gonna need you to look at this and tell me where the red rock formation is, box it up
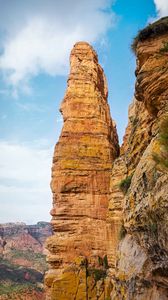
[45,42,119,299]
[0,222,52,275]
[0,222,52,300]
[111,17,168,299]
[0,289,45,300]
[45,18,168,300]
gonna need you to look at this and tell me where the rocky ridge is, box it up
[45,17,168,300]
[111,17,168,299]
[0,221,52,270]
[0,222,52,300]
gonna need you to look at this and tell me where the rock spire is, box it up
[45,42,119,299]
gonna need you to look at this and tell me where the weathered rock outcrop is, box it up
[45,42,119,299]
[111,17,168,299]
[45,17,168,300]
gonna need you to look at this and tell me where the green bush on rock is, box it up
[153,116,168,171]
[119,223,127,240]
[119,175,133,195]
[131,17,168,53]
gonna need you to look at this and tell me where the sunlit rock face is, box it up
[135,35,168,117]
[111,18,168,299]
[45,41,119,299]
[45,17,168,300]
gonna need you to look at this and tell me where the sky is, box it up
[0,0,168,224]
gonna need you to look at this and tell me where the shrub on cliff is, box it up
[159,40,168,53]
[153,116,168,171]
[97,255,108,269]
[119,223,127,240]
[131,16,168,53]
[89,268,107,282]
[119,175,133,195]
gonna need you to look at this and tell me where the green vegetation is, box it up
[153,116,168,171]
[159,40,168,53]
[0,256,15,267]
[10,249,45,260]
[129,116,139,127]
[0,283,43,296]
[0,241,47,297]
[145,210,158,236]
[0,283,28,295]
[103,255,108,269]
[88,268,107,282]
[119,175,133,195]
[0,257,44,297]
[148,222,158,234]
[141,279,152,288]
[0,257,43,283]
[132,117,139,127]
[98,256,103,266]
[98,255,108,269]
[131,16,168,53]
[119,223,127,240]
[79,257,88,268]
[9,249,47,272]
[37,221,49,227]
[87,255,109,283]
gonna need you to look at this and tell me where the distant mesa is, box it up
[0,221,52,299]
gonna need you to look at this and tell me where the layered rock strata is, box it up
[0,222,52,300]
[111,17,168,299]
[0,222,52,270]
[45,42,119,299]
[45,17,168,300]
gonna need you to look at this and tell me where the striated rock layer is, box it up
[0,222,52,271]
[111,17,168,299]
[0,222,52,300]
[45,17,168,300]
[45,42,119,299]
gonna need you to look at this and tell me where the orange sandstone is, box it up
[45,42,119,299]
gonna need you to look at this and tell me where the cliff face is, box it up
[45,42,119,299]
[111,18,168,299]
[45,17,168,300]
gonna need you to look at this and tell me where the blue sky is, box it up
[0,0,167,224]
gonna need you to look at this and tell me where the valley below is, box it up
[0,222,52,300]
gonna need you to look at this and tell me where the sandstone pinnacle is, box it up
[45,41,119,299]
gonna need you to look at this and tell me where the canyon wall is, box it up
[45,17,168,300]
[111,17,168,299]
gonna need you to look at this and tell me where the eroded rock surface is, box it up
[45,42,119,299]
[45,17,168,300]
[111,18,168,299]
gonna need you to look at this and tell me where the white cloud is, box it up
[0,185,51,224]
[0,0,116,95]
[0,140,53,223]
[154,0,168,17]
